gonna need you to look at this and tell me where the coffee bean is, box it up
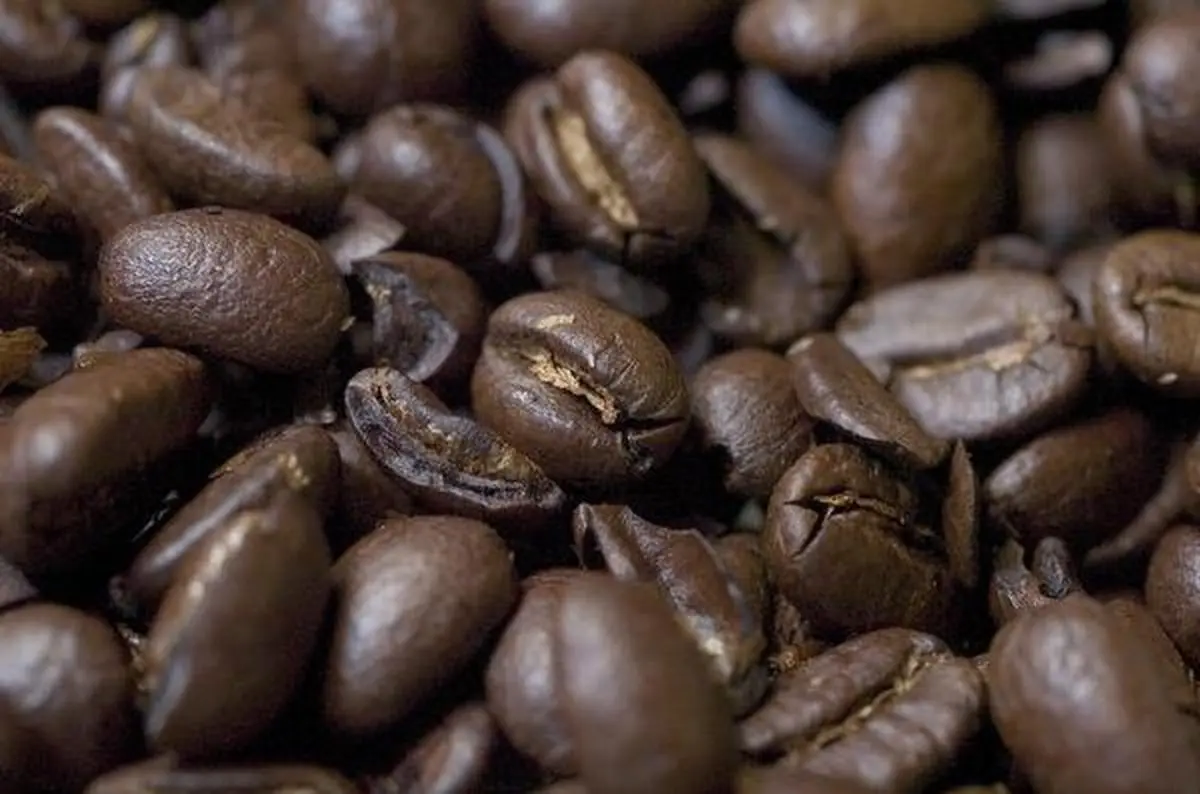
[1056,242,1112,326]
[1119,12,1200,171]
[789,333,949,472]
[100,207,350,374]
[320,195,407,276]
[988,537,1081,626]
[126,423,339,612]
[33,106,173,242]
[740,628,985,793]
[361,702,495,794]
[735,0,988,79]
[126,67,343,229]
[327,419,412,543]
[694,134,853,348]
[0,603,138,792]
[99,12,192,123]
[764,444,959,639]
[0,554,35,612]
[345,368,566,530]
[86,759,360,794]
[735,70,839,193]
[350,252,487,390]
[0,243,82,339]
[505,51,709,268]
[322,516,517,736]
[0,327,43,393]
[0,152,79,247]
[1094,230,1200,396]
[0,0,97,88]
[837,270,1094,442]
[738,766,876,794]
[832,65,1003,289]
[691,348,813,500]
[62,0,149,28]
[1003,30,1114,94]
[1099,590,1197,709]
[530,249,671,324]
[988,596,1200,794]
[573,503,769,716]
[472,290,689,490]
[289,0,477,116]
[1146,525,1200,669]
[0,348,211,576]
[143,492,331,758]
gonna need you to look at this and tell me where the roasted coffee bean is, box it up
[350,252,487,390]
[62,0,148,28]
[0,348,211,576]
[327,420,412,542]
[1146,524,1200,669]
[789,333,949,472]
[530,249,670,324]
[988,537,1081,626]
[832,65,1003,289]
[1118,13,1200,171]
[289,0,477,116]
[1003,30,1114,94]
[0,242,82,338]
[505,51,709,268]
[99,12,191,122]
[352,105,537,267]
[968,235,1056,273]
[735,70,839,193]
[0,603,138,792]
[320,195,407,276]
[1099,590,1198,709]
[346,368,565,530]
[143,492,330,758]
[126,423,339,612]
[100,207,350,374]
[988,596,1200,794]
[0,327,43,393]
[1094,230,1200,396]
[87,759,360,794]
[984,408,1165,554]
[694,134,853,348]
[472,290,689,490]
[741,628,986,793]
[691,348,813,500]
[1056,242,1112,326]
[322,516,517,736]
[837,270,1094,442]
[573,504,769,716]
[0,0,97,88]
[0,152,78,247]
[126,67,344,230]
[33,107,172,242]
[764,444,958,639]
[485,0,730,67]
[735,0,988,79]
[361,702,495,794]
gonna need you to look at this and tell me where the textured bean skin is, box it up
[100,208,350,374]
[1146,525,1200,669]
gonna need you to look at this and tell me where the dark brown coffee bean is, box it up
[1017,114,1115,252]
[832,65,1002,289]
[346,368,565,530]
[764,444,958,639]
[472,290,689,490]
[353,105,537,267]
[322,516,517,736]
[1099,590,1198,711]
[738,766,876,794]
[530,249,671,324]
[837,270,1094,442]
[691,348,813,500]
[144,492,331,758]
[350,252,486,390]
[485,0,730,67]
[289,0,477,116]
[62,0,148,28]
[0,0,96,88]
[554,576,738,794]
[942,440,982,590]
[0,242,82,338]
[505,52,709,268]
[741,628,985,793]
[789,333,949,472]
[1056,241,1112,326]
[362,702,495,794]
[1146,525,1200,669]
[735,0,988,79]
[735,70,838,194]
[988,596,1200,794]
[0,152,78,246]
[0,603,137,792]
[0,554,34,612]
[1094,230,1200,396]
[126,67,344,230]
[694,134,853,348]
[0,348,211,576]
[33,106,173,242]
[188,0,289,79]
[988,538,1081,626]
[87,759,359,794]
[99,12,192,123]
[127,423,339,612]
[100,207,350,374]
[1003,30,1113,94]
[1119,13,1200,171]
[715,532,771,636]
[320,195,407,276]
[573,504,768,716]
[328,420,412,543]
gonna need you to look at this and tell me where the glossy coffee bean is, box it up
[505,51,709,268]
[988,596,1200,794]
[98,12,192,123]
[988,538,1081,626]
[327,420,412,542]
[691,348,813,500]
[144,493,331,758]
[0,242,82,339]
[100,208,350,374]
[832,65,1003,289]
[0,348,211,576]
[0,0,97,88]
[1146,525,1200,669]
[345,368,565,530]
[1119,12,1200,171]
[472,290,689,490]
[735,70,839,193]
[362,702,496,794]
[1097,70,1184,222]
[126,67,344,230]
[837,270,1094,442]
[322,516,517,736]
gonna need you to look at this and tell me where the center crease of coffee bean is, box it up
[521,347,621,424]
[551,109,639,229]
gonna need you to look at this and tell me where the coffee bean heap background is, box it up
[1,0,1200,792]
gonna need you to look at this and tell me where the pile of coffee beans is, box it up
[3,0,1200,792]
